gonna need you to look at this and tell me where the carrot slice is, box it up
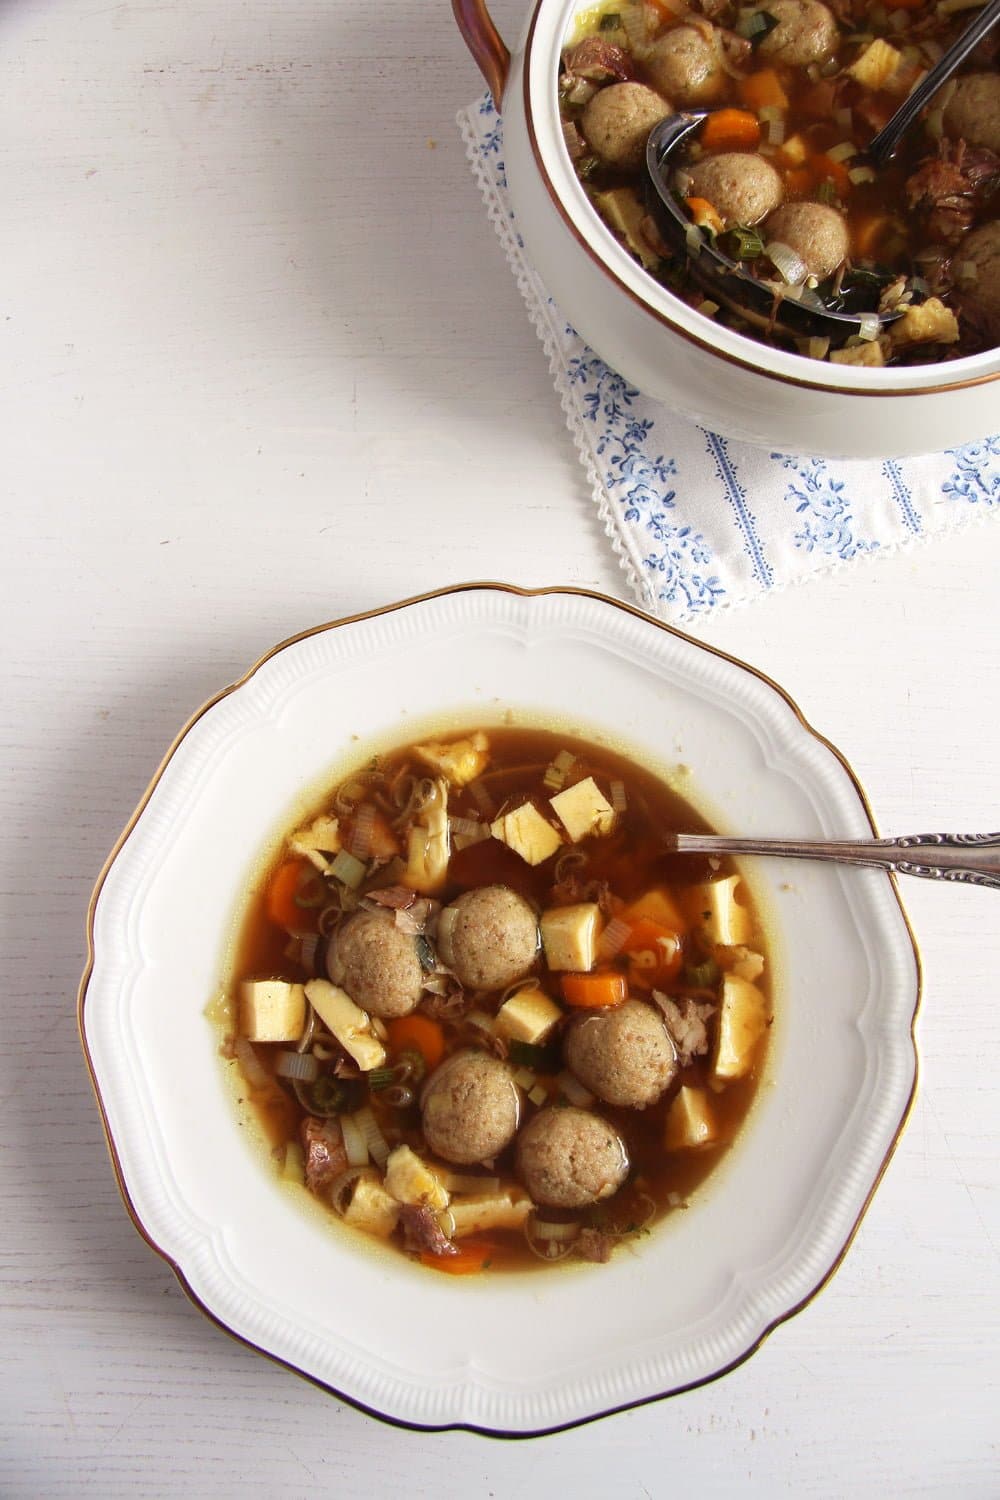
[782,166,814,197]
[621,918,684,989]
[813,153,852,195]
[622,918,683,963]
[421,1240,497,1275]
[620,887,687,934]
[386,1014,446,1071]
[561,971,628,1009]
[685,196,725,236]
[738,69,789,114]
[265,858,318,933]
[700,108,761,153]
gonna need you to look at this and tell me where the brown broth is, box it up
[225,726,773,1275]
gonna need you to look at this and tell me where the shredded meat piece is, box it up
[800,78,841,120]
[548,875,615,913]
[654,995,715,1067]
[853,95,894,136]
[391,898,434,935]
[562,118,587,162]
[576,1228,616,1263]
[640,213,673,259]
[718,29,752,73]
[455,1014,509,1060]
[331,1053,361,1079]
[905,139,1000,245]
[398,1203,458,1257]
[564,37,633,82]
[365,885,416,911]
[419,984,468,1022]
[301,1117,348,1195]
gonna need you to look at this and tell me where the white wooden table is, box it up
[2,1,998,1493]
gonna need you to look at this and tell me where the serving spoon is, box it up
[644,0,1000,343]
[663,830,1000,889]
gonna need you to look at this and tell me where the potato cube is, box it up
[495,985,563,1045]
[403,777,450,893]
[413,732,490,787]
[693,874,753,947]
[239,979,306,1043]
[384,1146,450,1210]
[540,903,602,972]
[404,823,450,893]
[304,979,386,1071]
[713,975,769,1081]
[342,1173,400,1238]
[664,1086,718,1151]
[830,340,886,369]
[847,38,901,91]
[890,298,959,348]
[446,1187,533,1239]
[779,133,808,166]
[549,776,615,842]
[593,187,661,270]
[490,802,563,865]
[289,814,341,872]
[729,946,765,982]
[620,886,687,934]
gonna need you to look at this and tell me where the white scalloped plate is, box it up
[80,584,919,1435]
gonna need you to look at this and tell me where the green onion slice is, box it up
[329,849,366,890]
[723,225,765,261]
[366,1067,397,1092]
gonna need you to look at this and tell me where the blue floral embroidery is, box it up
[462,92,1000,618]
[942,436,1000,506]
[772,454,879,558]
[641,535,726,614]
[706,433,772,586]
[882,459,921,533]
[477,97,507,187]
[566,354,722,611]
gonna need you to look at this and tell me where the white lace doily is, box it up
[460,95,1000,622]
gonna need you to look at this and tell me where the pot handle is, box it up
[452,0,511,106]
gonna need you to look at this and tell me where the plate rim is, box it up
[77,580,922,1437]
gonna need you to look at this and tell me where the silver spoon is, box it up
[644,0,1000,344]
[662,831,1000,889]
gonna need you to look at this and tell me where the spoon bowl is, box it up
[644,112,897,346]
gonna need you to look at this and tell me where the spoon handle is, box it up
[665,832,1000,889]
[868,0,1000,165]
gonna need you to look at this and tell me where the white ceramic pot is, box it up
[453,0,1000,458]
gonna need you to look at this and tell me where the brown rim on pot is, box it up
[453,0,999,400]
[77,581,922,1436]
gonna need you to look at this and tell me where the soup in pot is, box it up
[560,0,1000,364]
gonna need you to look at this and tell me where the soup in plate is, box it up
[221,726,772,1275]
